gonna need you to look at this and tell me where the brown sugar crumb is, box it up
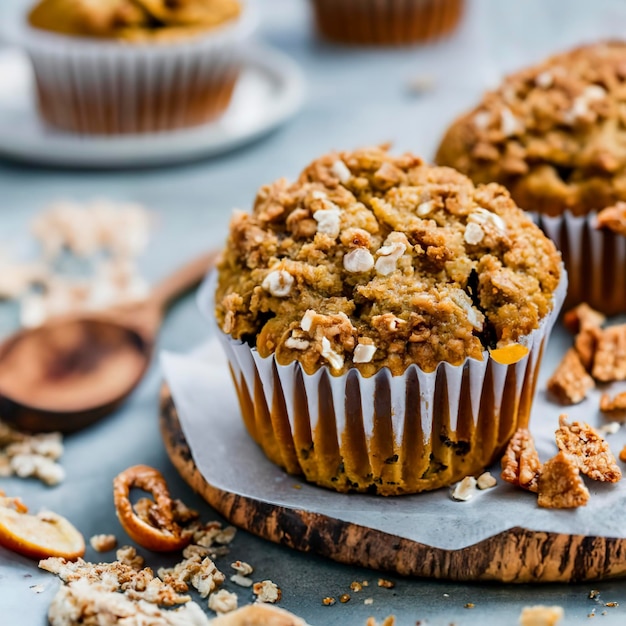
[519,605,564,626]
[339,594,351,603]
[600,391,626,413]
[596,202,626,236]
[605,601,619,607]
[501,428,542,492]
[547,348,595,404]
[350,581,363,592]
[252,580,281,604]
[377,578,395,589]
[89,534,117,553]
[538,451,590,509]
[563,304,606,335]
[592,325,626,382]
[555,415,621,482]
[322,597,336,606]
[464,603,475,608]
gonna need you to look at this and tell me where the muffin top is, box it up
[28,0,241,42]
[436,42,626,217]
[215,148,562,376]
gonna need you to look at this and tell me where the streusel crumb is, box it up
[555,415,621,482]
[89,534,117,553]
[547,348,595,404]
[537,451,590,509]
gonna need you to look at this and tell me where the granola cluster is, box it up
[216,147,562,376]
[501,415,621,509]
[0,419,64,486]
[28,0,241,42]
[436,42,626,220]
[548,303,626,407]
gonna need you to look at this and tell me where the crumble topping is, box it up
[596,202,626,236]
[547,348,595,404]
[436,42,626,218]
[216,147,561,376]
[252,580,281,604]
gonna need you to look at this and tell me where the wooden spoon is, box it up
[0,250,218,433]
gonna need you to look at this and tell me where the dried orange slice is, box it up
[113,464,192,552]
[0,499,84,561]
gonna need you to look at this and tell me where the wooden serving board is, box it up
[160,384,626,584]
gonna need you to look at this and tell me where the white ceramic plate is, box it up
[0,44,305,168]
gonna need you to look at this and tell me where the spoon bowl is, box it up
[0,250,217,432]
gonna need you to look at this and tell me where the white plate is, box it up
[0,44,305,168]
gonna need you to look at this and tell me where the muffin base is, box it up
[310,0,464,46]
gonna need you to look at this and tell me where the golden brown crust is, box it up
[500,428,542,493]
[436,42,626,217]
[215,147,562,376]
[28,0,241,42]
[555,415,622,483]
[537,451,590,509]
[546,348,595,404]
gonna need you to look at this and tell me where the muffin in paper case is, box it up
[310,0,464,46]
[6,2,256,135]
[205,269,566,496]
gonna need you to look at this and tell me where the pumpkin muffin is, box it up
[436,41,626,313]
[310,0,464,46]
[212,147,566,495]
[16,0,254,134]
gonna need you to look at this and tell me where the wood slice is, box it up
[160,384,626,584]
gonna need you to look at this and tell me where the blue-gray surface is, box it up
[2,0,626,624]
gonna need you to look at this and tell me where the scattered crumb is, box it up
[501,428,542,492]
[537,451,590,509]
[230,574,253,588]
[89,534,117,553]
[208,589,238,615]
[465,603,475,608]
[339,594,351,603]
[366,617,395,626]
[592,324,626,382]
[230,561,253,576]
[600,391,626,413]
[350,581,363,592]
[476,471,497,490]
[547,348,595,404]
[589,590,600,600]
[555,415,621,482]
[563,304,605,334]
[518,605,564,626]
[377,579,395,589]
[605,601,619,607]
[252,580,281,604]
[451,476,477,501]
[322,597,336,606]
[598,421,621,435]
[364,598,374,605]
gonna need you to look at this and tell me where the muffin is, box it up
[310,0,464,46]
[436,41,626,314]
[12,0,255,134]
[211,147,566,495]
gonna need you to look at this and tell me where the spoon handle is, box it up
[150,250,220,312]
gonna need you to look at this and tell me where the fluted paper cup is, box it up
[310,0,464,46]
[5,4,257,135]
[538,211,626,315]
[203,268,566,496]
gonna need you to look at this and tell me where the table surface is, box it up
[2,1,626,624]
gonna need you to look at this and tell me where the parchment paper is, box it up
[161,324,626,551]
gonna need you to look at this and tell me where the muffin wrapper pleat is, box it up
[14,9,256,135]
[310,0,464,46]
[538,211,626,315]
[210,269,567,495]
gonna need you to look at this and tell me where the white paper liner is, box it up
[198,268,566,495]
[4,3,257,134]
[537,210,626,315]
[310,0,464,46]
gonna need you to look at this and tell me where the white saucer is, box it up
[0,44,305,168]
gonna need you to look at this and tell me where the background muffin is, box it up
[19,0,253,134]
[213,147,565,495]
[310,0,464,46]
[436,41,626,313]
